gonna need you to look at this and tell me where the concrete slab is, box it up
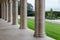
[0,19,55,40]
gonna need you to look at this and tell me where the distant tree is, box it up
[50,8,54,19]
[47,8,55,19]
[18,1,20,15]
[27,3,34,16]
[18,1,34,16]
[45,11,60,19]
[27,3,33,11]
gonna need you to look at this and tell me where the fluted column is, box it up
[1,3,3,18]
[4,2,6,20]
[2,3,4,19]
[5,1,7,21]
[19,0,27,29]
[6,0,8,21]
[34,0,45,37]
[3,2,5,19]
[12,0,18,25]
[0,4,1,18]
[1,3,3,19]
[8,0,11,22]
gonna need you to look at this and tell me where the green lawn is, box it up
[18,18,60,40]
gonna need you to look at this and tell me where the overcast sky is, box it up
[27,0,60,11]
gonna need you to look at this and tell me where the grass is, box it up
[18,18,60,40]
[46,22,60,40]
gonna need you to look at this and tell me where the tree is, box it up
[27,3,34,16]
[47,8,55,19]
[50,8,53,19]
[18,1,34,16]
[18,1,20,15]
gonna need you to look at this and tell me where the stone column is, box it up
[4,1,6,20]
[2,3,4,19]
[19,0,27,29]
[5,1,7,21]
[10,0,12,23]
[3,2,5,19]
[8,0,11,22]
[1,3,3,19]
[1,3,4,19]
[0,3,2,18]
[34,0,45,37]
[6,0,8,21]
[12,0,18,25]
[4,1,5,20]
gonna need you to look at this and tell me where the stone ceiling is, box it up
[0,0,6,3]
[0,0,19,3]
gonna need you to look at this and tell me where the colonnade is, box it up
[1,0,45,37]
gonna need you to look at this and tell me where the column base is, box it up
[34,33,45,38]
[19,26,27,29]
[12,24,16,25]
[8,20,11,22]
[19,27,26,29]
[12,23,18,25]
[5,19,7,21]
[3,18,4,19]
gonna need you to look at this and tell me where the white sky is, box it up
[27,0,60,11]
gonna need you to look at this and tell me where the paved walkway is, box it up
[46,19,60,24]
[0,19,55,40]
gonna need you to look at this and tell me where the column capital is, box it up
[8,0,12,4]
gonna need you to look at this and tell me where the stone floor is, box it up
[0,19,55,40]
